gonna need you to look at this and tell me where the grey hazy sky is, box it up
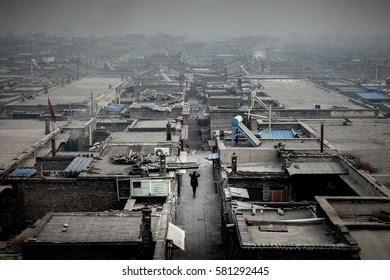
[0,0,389,38]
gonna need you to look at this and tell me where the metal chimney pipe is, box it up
[166,121,172,141]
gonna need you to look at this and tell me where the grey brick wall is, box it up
[13,177,125,222]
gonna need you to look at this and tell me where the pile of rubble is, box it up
[110,152,162,174]
[138,89,182,104]
[110,152,158,165]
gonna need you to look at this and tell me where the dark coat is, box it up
[189,172,200,188]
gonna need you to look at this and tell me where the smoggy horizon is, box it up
[0,0,389,40]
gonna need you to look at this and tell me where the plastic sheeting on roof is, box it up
[104,104,125,112]
[9,167,36,177]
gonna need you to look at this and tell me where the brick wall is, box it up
[13,177,125,222]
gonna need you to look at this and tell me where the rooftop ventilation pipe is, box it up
[166,121,172,141]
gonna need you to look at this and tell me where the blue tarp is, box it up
[9,167,36,177]
[104,105,125,112]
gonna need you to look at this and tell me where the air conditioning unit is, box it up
[154,147,170,156]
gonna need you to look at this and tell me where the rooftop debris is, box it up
[110,152,158,165]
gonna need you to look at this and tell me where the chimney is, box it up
[231,153,237,173]
[166,121,172,141]
[141,207,153,244]
[45,118,50,135]
[219,130,224,140]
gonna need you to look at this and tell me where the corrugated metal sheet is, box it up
[8,167,36,177]
[349,229,390,260]
[287,162,347,176]
[260,129,296,139]
[64,156,94,173]
[356,92,390,102]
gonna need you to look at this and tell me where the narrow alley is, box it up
[174,97,224,260]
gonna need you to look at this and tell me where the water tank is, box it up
[231,115,243,126]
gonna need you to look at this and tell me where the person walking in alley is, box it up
[189,171,200,198]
